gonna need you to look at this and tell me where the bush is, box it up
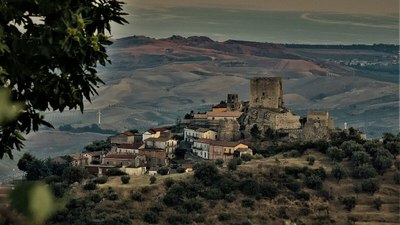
[166,214,190,225]
[94,176,108,184]
[240,179,261,196]
[296,191,310,201]
[193,161,219,186]
[62,166,87,184]
[306,155,316,165]
[224,193,236,202]
[105,168,127,176]
[143,211,159,224]
[352,164,377,179]
[327,147,345,162]
[285,180,301,192]
[331,164,347,183]
[49,182,67,198]
[341,196,356,211]
[215,159,224,167]
[157,167,169,175]
[150,176,157,184]
[182,199,203,212]
[288,149,302,157]
[90,193,102,203]
[373,149,393,174]
[228,158,242,171]
[176,167,186,173]
[201,188,224,200]
[304,174,322,190]
[164,178,175,188]
[351,151,371,166]
[261,182,279,199]
[241,154,253,162]
[121,175,130,184]
[361,178,379,194]
[107,192,118,201]
[45,175,62,184]
[394,171,400,184]
[241,199,255,208]
[131,191,145,202]
[373,197,383,210]
[83,181,97,190]
[218,212,231,221]
[341,141,365,158]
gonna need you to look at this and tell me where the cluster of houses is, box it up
[70,127,180,176]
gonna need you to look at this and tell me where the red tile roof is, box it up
[210,140,242,147]
[117,142,144,149]
[145,137,171,142]
[194,138,213,144]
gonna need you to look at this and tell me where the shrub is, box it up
[193,161,219,185]
[45,175,62,184]
[341,196,356,211]
[361,178,379,194]
[224,193,236,202]
[166,214,190,225]
[201,188,224,200]
[107,192,118,201]
[352,164,377,179]
[327,147,345,162]
[285,180,301,192]
[62,166,87,184]
[304,174,322,190]
[373,149,393,174]
[218,212,231,221]
[157,167,169,175]
[49,182,67,198]
[149,204,164,215]
[143,211,159,224]
[341,141,365,158]
[163,183,185,206]
[176,167,185,173]
[83,181,97,190]
[296,191,310,201]
[373,197,383,210]
[241,199,255,208]
[217,175,238,194]
[228,158,242,171]
[182,199,203,212]
[163,178,174,188]
[351,151,371,166]
[215,159,224,167]
[121,175,130,184]
[306,155,316,165]
[240,179,261,196]
[261,182,279,198]
[253,153,264,160]
[312,167,327,180]
[241,154,253,162]
[94,176,108,184]
[105,168,127,176]
[284,166,303,178]
[331,163,347,183]
[394,171,400,184]
[288,150,301,157]
[90,193,102,203]
[131,191,145,202]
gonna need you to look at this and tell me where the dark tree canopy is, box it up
[0,0,127,158]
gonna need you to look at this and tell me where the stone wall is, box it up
[218,119,241,141]
[227,94,239,111]
[249,77,283,109]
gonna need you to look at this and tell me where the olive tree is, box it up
[0,0,127,158]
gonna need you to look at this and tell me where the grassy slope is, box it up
[67,150,399,225]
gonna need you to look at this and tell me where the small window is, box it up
[262,92,265,97]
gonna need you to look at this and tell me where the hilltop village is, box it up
[68,77,355,176]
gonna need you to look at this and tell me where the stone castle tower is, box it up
[249,77,283,109]
[227,94,239,111]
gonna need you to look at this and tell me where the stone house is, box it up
[209,141,249,161]
[142,127,172,141]
[140,149,169,167]
[144,137,177,158]
[212,102,227,113]
[110,130,141,144]
[112,142,144,154]
[121,166,147,175]
[234,148,253,157]
[81,151,104,164]
[102,153,146,167]
[85,165,116,176]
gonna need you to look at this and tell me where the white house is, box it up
[192,138,212,159]
[142,127,171,141]
[110,131,139,144]
[184,127,217,143]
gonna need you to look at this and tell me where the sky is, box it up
[126,0,399,15]
[110,0,399,44]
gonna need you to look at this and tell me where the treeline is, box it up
[59,124,117,134]
[284,43,399,54]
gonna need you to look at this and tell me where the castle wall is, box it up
[217,119,241,141]
[249,77,283,109]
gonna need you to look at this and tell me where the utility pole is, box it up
[97,110,101,124]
